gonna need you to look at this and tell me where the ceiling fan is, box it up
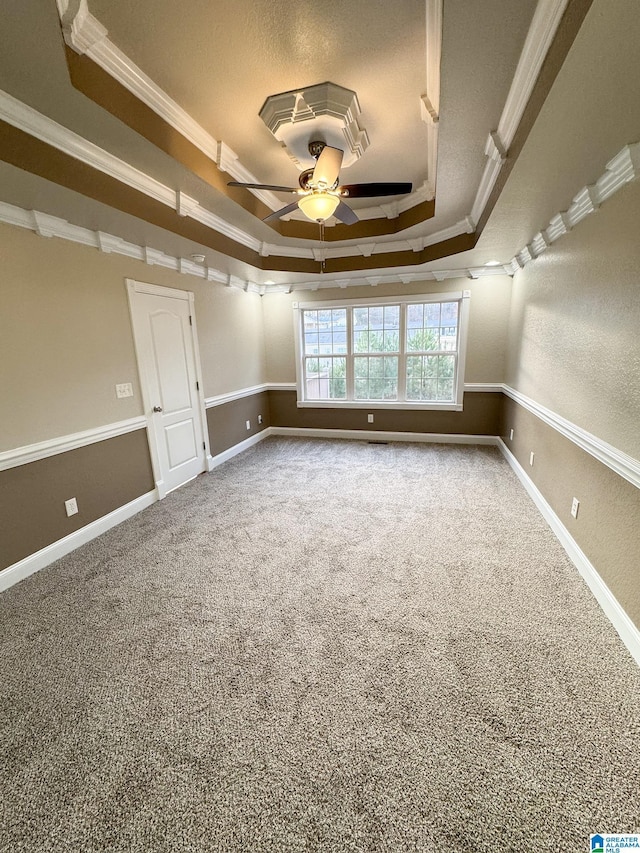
[228,141,412,225]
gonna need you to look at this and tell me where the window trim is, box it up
[293,291,471,410]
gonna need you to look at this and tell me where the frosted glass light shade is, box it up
[298,192,340,222]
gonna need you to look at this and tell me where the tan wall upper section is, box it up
[0,223,267,451]
[505,181,640,460]
[262,277,511,385]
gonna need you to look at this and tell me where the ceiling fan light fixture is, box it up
[298,192,340,222]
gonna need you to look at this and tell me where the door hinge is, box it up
[189,315,193,326]
[203,441,206,450]
[196,380,200,390]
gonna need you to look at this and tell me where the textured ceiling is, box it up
[88,0,430,194]
[2,0,637,288]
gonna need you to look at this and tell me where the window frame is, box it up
[293,291,471,411]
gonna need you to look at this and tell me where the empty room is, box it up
[1,0,639,850]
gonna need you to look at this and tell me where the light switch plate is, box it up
[116,383,133,399]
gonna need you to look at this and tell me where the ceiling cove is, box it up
[56,0,442,233]
[2,140,636,295]
[0,0,592,275]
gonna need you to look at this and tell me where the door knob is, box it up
[153,405,163,413]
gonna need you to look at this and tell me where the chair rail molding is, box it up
[0,416,147,471]
[503,384,640,491]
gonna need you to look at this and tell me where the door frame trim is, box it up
[126,278,211,498]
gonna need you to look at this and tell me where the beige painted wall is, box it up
[262,277,512,385]
[505,181,640,460]
[0,223,267,451]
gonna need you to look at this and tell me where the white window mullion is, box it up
[398,303,407,401]
[295,305,305,401]
[346,306,354,401]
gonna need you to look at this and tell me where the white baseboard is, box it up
[0,490,158,594]
[269,426,499,445]
[4,428,637,669]
[208,428,272,470]
[497,439,640,667]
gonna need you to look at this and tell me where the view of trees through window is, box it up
[301,299,461,403]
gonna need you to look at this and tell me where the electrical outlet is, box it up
[368,414,374,423]
[529,451,535,466]
[65,497,78,517]
[246,420,251,430]
[509,428,514,441]
[115,382,133,399]
[258,414,263,425]
[571,497,580,519]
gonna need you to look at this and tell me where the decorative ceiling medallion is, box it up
[259,82,370,170]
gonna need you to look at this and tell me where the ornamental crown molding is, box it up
[51,0,570,241]
[509,141,640,273]
[2,140,638,296]
[259,82,369,170]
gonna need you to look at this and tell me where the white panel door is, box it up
[128,283,206,495]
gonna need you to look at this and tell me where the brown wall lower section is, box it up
[268,390,502,435]
[501,397,640,629]
[0,429,155,571]
[5,388,637,639]
[206,392,271,456]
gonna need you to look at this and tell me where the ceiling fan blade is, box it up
[263,200,301,223]
[334,201,359,225]
[311,146,343,187]
[338,182,413,198]
[228,181,298,193]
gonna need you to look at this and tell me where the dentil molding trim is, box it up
[507,142,640,274]
[1,124,637,293]
[0,199,512,296]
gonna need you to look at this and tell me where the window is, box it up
[294,292,470,410]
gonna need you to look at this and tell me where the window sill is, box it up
[296,400,464,412]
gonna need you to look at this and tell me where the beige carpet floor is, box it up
[1,438,639,852]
